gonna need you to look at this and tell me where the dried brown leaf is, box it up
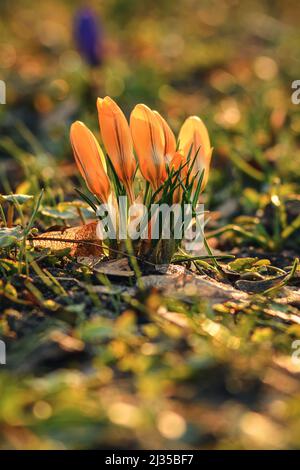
[31,222,102,257]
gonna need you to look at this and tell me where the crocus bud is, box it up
[74,8,103,67]
[178,116,212,190]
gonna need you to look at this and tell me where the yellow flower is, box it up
[178,116,213,190]
[70,121,110,202]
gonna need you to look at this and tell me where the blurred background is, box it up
[1,0,300,451]
[1,0,300,168]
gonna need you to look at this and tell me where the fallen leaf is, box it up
[78,257,135,277]
[31,222,102,256]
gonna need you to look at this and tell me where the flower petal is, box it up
[178,115,212,189]
[70,121,110,202]
[97,97,136,189]
[153,110,176,162]
[178,116,211,161]
[130,104,166,189]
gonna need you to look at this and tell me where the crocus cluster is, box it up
[70,96,212,208]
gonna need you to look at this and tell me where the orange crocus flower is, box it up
[130,104,167,190]
[168,151,188,202]
[70,121,110,202]
[178,116,213,190]
[169,151,188,175]
[97,96,136,203]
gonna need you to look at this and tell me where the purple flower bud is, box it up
[74,8,103,67]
